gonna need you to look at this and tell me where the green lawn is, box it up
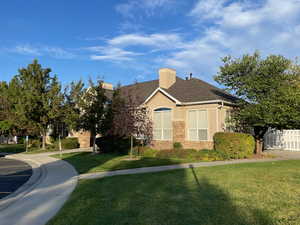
[53,152,208,174]
[47,160,300,225]
[0,144,25,153]
[0,144,66,154]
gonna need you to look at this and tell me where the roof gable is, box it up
[120,76,238,105]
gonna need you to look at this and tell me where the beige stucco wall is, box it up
[146,91,233,150]
[70,130,91,148]
[72,90,233,150]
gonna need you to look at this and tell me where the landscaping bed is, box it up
[47,160,300,225]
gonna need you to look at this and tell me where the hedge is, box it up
[61,137,79,149]
[96,136,138,154]
[213,132,255,159]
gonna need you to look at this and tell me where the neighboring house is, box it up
[73,68,237,150]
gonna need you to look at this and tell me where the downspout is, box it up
[216,101,224,132]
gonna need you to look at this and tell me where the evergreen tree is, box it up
[12,60,64,149]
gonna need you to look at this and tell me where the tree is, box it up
[12,60,64,149]
[107,88,153,157]
[63,80,85,132]
[215,52,300,154]
[77,79,107,153]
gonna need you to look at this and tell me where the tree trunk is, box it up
[130,135,133,159]
[255,138,263,155]
[92,135,96,153]
[42,133,46,150]
[253,126,268,155]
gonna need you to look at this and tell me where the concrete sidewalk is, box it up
[0,154,77,225]
[80,150,300,180]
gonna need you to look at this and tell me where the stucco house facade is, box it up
[73,68,237,150]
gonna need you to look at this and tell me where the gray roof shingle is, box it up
[120,77,238,104]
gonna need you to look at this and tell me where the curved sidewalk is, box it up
[80,150,300,180]
[0,153,78,225]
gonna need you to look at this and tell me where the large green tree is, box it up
[215,52,300,154]
[12,60,64,149]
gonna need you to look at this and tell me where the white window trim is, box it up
[152,108,173,141]
[187,109,209,141]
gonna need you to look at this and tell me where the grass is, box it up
[53,152,206,174]
[0,144,73,154]
[0,144,25,153]
[47,160,300,225]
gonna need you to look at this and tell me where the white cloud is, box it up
[163,0,300,80]
[43,47,75,59]
[190,0,300,28]
[8,44,75,59]
[12,45,41,55]
[108,33,184,49]
[116,0,176,17]
[86,32,184,62]
[89,47,142,61]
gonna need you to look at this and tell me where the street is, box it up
[0,158,32,199]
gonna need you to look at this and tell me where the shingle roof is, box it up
[120,76,238,104]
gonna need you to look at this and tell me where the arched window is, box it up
[153,108,172,140]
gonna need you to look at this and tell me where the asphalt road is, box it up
[0,157,32,199]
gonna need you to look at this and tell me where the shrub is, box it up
[17,137,25,144]
[96,136,138,154]
[213,132,255,159]
[30,139,41,148]
[156,148,198,159]
[61,137,79,149]
[133,146,158,157]
[173,142,183,149]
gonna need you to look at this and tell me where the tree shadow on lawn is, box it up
[60,152,188,174]
[48,159,275,225]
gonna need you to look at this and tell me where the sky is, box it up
[1,0,300,87]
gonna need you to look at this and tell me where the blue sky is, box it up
[1,0,300,87]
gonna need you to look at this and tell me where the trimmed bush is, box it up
[61,137,79,149]
[96,136,138,154]
[213,132,255,159]
[156,148,198,159]
[30,139,41,148]
[173,142,183,149]
[133,146,158,157]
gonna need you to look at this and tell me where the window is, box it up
[225,110,233,132]
[188,110,208,141]
[153,108,172,140]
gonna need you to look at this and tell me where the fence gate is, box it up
[264,130,300,151]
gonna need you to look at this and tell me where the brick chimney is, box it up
[102,82,113,90]
[159,68,176,89]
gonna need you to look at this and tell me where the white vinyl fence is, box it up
[264,130,300,151]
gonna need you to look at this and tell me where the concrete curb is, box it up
[0,154,78,225]
[0,156,45,211]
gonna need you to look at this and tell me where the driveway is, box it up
[0,158,32,199]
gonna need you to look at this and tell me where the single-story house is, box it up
[73,68,237,150]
